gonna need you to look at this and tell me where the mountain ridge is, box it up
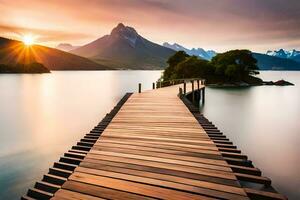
[253,52,300,70]
[163,42,217,60]
[70,23,176,69]
[56,43,81,52]
[162,42,300,70]
[266,49,300,63]
[0,37,109,70]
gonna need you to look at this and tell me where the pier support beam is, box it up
[138,83,142,93]
[202,87,205,104]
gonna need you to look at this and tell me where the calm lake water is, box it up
[0,70,299,199]
[202,71,300,199]
[0,71,162,199]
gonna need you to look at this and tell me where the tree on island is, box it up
[211,50,259,82]
[164,51,190,80]
[163,50,262,85]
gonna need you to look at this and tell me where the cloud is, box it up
[0,24,93,43]
[0,0,299,51]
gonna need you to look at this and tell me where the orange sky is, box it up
[0,0,300,53]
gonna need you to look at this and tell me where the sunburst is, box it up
[22,35,36,46]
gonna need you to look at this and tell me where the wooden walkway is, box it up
[52,84,248,200]
[22,83,286,200]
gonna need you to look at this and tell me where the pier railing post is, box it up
[179,87,183,97]
[202,87,205,104]
[183,82,186,95]
[197,80,200,90]
[153,82,155,89]
[192,80,195,103]
[138,83,142,93]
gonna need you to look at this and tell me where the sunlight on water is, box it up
[0,70,299,199]
[0,71,162,200]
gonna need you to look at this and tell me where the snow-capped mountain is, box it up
[163,42,217,60]
[266,49,300,62]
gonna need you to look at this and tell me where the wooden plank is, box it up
[99,136,218,150]
[93,142,221,156]
[90,146,224,165]
[88,150,231,171]
[244,188,287,200]
[52,189,106,200]
[85,153,236,180]
[68,172,215,200]
[82,158,240,187]
[75,166,248,199]
[78,163,247,196]
[96,139,220,152]
[102,129,209,138]
[62,181,156,200]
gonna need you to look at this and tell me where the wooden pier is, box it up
[22,81,286,200]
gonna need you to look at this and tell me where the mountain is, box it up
[0,63,50,73]
[253,53,300,70]
[56,43,81,52]
[163,42,300,70]
[266,49,300,63]
[71,23,176,69]
[0,37,109,70]
[163,42,217,60]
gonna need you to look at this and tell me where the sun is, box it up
[22,35,35,46]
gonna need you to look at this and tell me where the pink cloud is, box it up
[0,0,299,52]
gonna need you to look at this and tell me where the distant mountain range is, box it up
[56,43,81,52]
[162,42,300,70]
[0,37,108,70]
[266,49,300,63]
[163,42,217,60]
[253,53,300,70]
[70,23,175,69]
[2,23,298,72]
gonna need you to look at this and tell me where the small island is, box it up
[0,62,50,74]
[162,50,293,86]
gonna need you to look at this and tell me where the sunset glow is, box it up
[0,0,299,52]
[22,35,35,46]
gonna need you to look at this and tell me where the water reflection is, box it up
[202,71,300,200]
[0,70,162,199]
[0,70,299,199]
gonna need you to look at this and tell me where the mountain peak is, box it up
[70,24,175,69]
[109,23,139,47]
[111,23,138,37]
[113,23,126,31]
[265,48,300,63]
